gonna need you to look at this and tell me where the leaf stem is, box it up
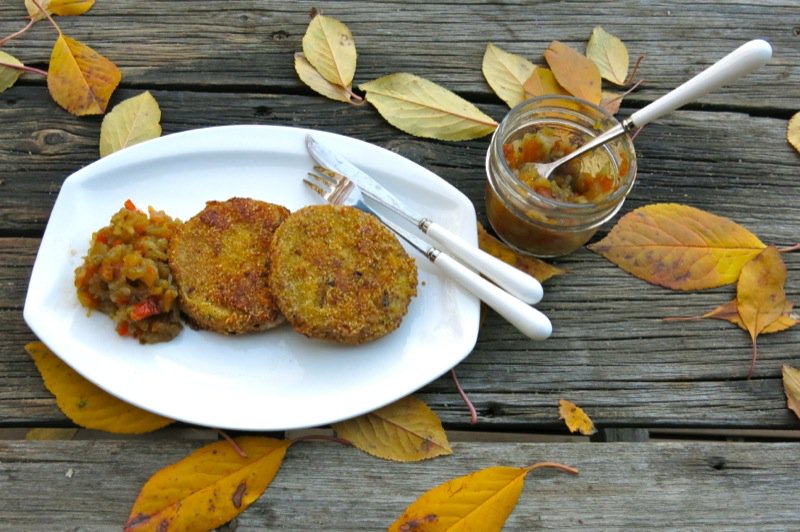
[0,18,35,47]
[451,368,478,425]
[526,461,580,476]
[0,61,48,77]
[30,0,62,35]
[778,242,800,253]
[216,429,248,458]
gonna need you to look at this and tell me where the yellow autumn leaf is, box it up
[25,342,173,434]
[389,462,578,531]
[478,224,566,283]
[586,26,629,86]
[782,365,800,420]
[558,399,597,435]
[522,66,569,98]
[0,50,24,92]
[788,111,800,154]
[47,33,121,116]
[294,52,353,103]
[302,14,356,88]
[26,0,95,21]
[482,43,538,108]
[100,91,162,157]
[359,73,498,141]
[588,203,766,290]
[543,40,602,104]
[333,395,451,462]
[124,437,289,531]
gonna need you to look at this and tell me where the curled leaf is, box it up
[482,43,537,108]
[0,51,24,92]
[26,0,95,21]
[736,246,787,376]
[478,224,566,283]
[359,73,497,141]
[47,34,122,115]
[558,399,597,435]
[100,91,162,157]
[788,111,800,154]
[588,203,766,290]
[25,342,173,434]
[543,40,601,104]
[333,395,451,462]
[697,299,798,335]
[294,52,353,103]
[124,437,289,531]
[522,66,569,98]
[389,462,578,531]
[782,365,800,419]
[301,14,356,88]
[586,26,629,85]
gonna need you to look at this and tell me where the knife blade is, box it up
[306,134,544,305]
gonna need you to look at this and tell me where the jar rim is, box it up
[487,95,637,215]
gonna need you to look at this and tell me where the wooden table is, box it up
[2,1,799,529]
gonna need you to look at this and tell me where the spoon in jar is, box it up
[534,39,772,181]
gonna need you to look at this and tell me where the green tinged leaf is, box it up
[99,91,162,157]
[360,73,497,141]
[0,51,24,93]
[482,43,537,108]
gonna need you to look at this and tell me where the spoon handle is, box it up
[629,39,772,128]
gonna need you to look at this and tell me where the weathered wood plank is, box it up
[0,439,798,529]
[0,1,795,109]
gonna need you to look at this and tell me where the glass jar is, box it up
[485,95,637,258]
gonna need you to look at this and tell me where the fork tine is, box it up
[303,176,328,198]
[313,164,345,183]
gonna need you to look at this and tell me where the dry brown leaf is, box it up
[736,246,787,376]
[782,365,800,419]
[0,50,24,92]
[558,399,597,435]
[99,91,162,157]
[700,299,798,335]
[586,26,629,85]
[25,341,173,434]
[294,52,353,103]
[332,395,451,462]
[301,13,356,88]
[47,33,122,115]
[588,203,766,290]
[125,437,289,531]
[543,40,601,104]
[482,43,538,108]
[359,73,497,141]
[26,0,95,21]
[600,90,623,114]
[477,224,566,283]
[788,111,800,154]
[522,66,569,98]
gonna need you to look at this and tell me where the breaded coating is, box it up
[169,197,290,334]
[269,204,417,344]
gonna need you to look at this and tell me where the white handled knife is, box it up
[306,135,544,305]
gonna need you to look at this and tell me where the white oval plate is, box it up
[23,125,480,431]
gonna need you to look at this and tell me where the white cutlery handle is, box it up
[425,221,544,305]
[432,252,552,341]
[630,39,772,128]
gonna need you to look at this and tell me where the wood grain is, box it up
[0,439,798,529]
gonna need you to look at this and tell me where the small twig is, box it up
[662,315,704,323]
[216,429,248,458]
[289,434,353,447]
[526,461,580,476]
[30,0,62,35]
[624,54,646,86]
[0,18,35,47]
[451,368,478,425]
[0,61,48,77]
[747,339,758,380]
[778,242,800,253]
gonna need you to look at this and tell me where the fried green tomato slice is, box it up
[168,197,290,334]
[268,204,418,344]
